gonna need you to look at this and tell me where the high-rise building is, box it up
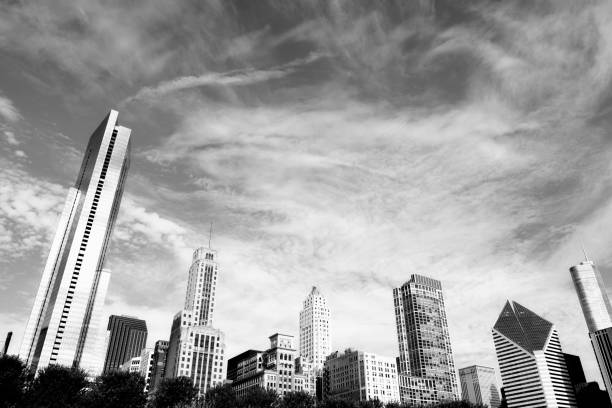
[102,315,147,373]
[570,258,612,402]
[299,286,331,371]
[458,365,501,408]
[492,300,577,408]
[1,331,12,356]
[165,246,226,397]
[393,274,459,403]
[227,334,310,398]
[563,354,587,389]
[149,340,169,394]
[323,349,400,404]
[19,110,131,375]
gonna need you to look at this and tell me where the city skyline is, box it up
[3,0,612,393]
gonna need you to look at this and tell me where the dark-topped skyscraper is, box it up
[19,110,131,375]
[570,256,612,403]
[102,315,147,373]
[393,274,459,404]
[492,301,577,408]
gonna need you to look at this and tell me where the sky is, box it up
[1,0,612,386]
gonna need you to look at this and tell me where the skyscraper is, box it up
[19,110,131,375]
[393,274,459,403]
[492,301,577,408]
[102,315,148,373]
[458,365,501,408]
[149,340,170,394]
[570,257,612,402]
[165,246,226,396]
[299,286,331,371]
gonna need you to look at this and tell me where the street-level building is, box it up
[323,349,400,404]
[458,365,501,408]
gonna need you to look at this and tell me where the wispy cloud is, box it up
[122,52,325,105]
[0,94,21,122]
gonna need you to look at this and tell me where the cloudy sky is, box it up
[1,0,612,385]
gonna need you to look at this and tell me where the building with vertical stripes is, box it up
[393,274,459,404]
[19,110,131,376]
[459,365,501,408]
[492,301,577,408]
[570,257,612,402]
[165,246,226,397]
[102,315,147,373]
[299,286,331,372]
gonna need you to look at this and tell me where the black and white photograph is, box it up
[1,1,612,407]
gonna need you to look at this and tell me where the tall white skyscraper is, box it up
[458,365,501,408]
[299,286,331,371]
[19,110,130,375]
[492,301,577,408]
[570,257,612,402]
[165,246,226,397]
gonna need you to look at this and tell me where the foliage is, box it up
[85,371,147,408]
[204,383,237,408]
[149,376,198,408]
[278,391,315,408]
[237,386,279,408]
[0,355,32,408]
[24,364,88,408]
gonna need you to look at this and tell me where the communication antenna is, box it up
[209,222,213,249]
[581,241,591,263]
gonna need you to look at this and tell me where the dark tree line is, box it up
[1,355,485,408]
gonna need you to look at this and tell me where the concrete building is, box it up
[296,356,317,397]
[102,315,147,373]
[139,348,155,393]
[227,334,310,398]
[165,246,226,397]
[19,110,131,376]
[299,286,331,372]
[393,274,459,403]
[120,355,141,374]
[149,340,170,394]
[492,301,577,408]
[458,365,501,408]
[570,257,612,402]
[323,349,400,404]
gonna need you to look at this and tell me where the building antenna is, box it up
[581,241,590,263]
[209,221,213,249]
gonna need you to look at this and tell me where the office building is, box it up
[323,349,400,404]
[19,110,131,375]
[296,356,317,397]
[299,286,331,371]
[102,315,147,373]
[165,246,226,397]
[149,340,169,394]
[228,334,309,398]
[1,332,12,356]
[492,300,577,408]
[458,365,501,408]
[393,274,459,403]
[121,355,141,373]
[570,257,612,402]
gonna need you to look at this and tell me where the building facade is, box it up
[19,110,131,375]
[299,286,331,372]
[323,349,400,404]
[393,274,459,403]
[149,340,170,394]
[458,365,501,408]
[165,246,226,397]
[570,258,612,402]
[102,315,147,373]
[227,334,309,398]
[492,301,577,408]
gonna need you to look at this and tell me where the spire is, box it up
[208,221,213,249]
[581,243,591,263]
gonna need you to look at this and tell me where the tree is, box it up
[237,386,279,408]
[434,402,486,408]
[279,391,315,408]
[149,377,198,408]
[204,383,237,408]
[357,400,384,408]
[85,371,146,408]
[319,398,357,408]
[0,355,31,408]
[24,364,88,408]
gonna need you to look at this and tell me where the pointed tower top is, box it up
[208,221,213,249]
[581,243,593,264]
[311,286,320,296]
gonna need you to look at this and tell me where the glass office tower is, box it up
[19,110,131,375]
